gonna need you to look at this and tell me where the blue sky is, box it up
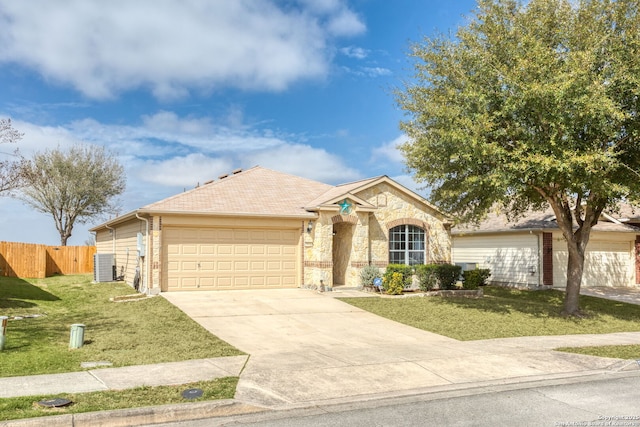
[0,0,477,245]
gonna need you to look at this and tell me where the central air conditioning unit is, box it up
[94,253,115,282]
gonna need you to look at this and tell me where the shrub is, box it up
[462,268,491,289]
[385,272,405,295]
[415,264,438,291]
[416,263,462,290]
[360,265,381,288]
[383,264,412,291]
[437,264,463,290]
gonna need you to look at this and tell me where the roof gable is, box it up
[305,175,449,219]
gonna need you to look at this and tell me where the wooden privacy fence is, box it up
[0,241,96,278]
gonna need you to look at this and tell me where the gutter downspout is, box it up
[136,213,150,294]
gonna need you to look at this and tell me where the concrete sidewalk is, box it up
[0,356,248,399]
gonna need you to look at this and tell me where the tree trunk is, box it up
[563,238,585,316]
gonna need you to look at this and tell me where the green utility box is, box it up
[69,323,86,349]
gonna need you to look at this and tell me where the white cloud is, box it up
[66,112,286,155]
[372,135,407,164]
[362,67,392,77]
[7,111,365,194]
[341,65,392,78]
[9,120,82,155]
[134,153,233,188]
[0,0,366,99]
[243,143,361,184]
[340,46,370,59]
[296,0,365,36]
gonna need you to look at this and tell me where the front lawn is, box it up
[0,275,243,377]
[340,286,640,341]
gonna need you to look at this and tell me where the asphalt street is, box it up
[149,372,640,427]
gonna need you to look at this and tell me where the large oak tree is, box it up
[397,0,640,315]
[20,144,126,246]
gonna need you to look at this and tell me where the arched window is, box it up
[389,225,425,266]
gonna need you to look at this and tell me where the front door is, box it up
[332,222,353,286]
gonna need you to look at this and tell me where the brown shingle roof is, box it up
[453,206,640,235]
[142,166,332,217]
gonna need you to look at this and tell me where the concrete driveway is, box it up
[163,289,640,409]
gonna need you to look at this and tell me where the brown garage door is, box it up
[163,227,300,291]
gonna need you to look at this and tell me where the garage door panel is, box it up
[234,245,249,255]
[267,246,282,255]
[181,261,198,271]
[250,276,265,286]
[251,246,266,255]
[251,261,265,270]
[218,245,233,255]
[251,230,265,240]
[200,244,215,255]
[283,246,297,256]
[217,261,233,271]
[234,230,250,241]
[200,261,214,270]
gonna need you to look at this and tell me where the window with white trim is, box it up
[388,225,425,266]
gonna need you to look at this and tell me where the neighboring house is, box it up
[91,166,452,293]
[452,206,640,288]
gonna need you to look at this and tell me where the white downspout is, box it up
[135,213,150,294]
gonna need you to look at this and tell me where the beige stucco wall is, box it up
[304,182,451,288]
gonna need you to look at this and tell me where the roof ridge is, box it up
[141,166,259,209]
[334,175,385,188]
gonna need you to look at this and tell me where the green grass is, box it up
[0,274,243,376]
[339,286,640,341]
[0,377,238,421]
[555,345,640,360]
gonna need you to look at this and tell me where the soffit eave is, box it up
[136,209,318,220]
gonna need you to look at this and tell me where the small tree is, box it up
[0,118,24,195]
[20,144,126,245]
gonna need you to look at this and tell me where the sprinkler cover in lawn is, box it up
[37,398,72,408]
[181,388,204,399]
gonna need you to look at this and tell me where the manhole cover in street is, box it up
[37,398,72,408]
[181,388,204,399]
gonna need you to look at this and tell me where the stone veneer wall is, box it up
[303,182,451,289]
[364,184,451,266]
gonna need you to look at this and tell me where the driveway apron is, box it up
[162,289,640,408]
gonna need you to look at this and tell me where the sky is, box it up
[0,0,478,246]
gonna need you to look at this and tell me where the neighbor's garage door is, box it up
[163,227,300,291]
[553,239,633,288]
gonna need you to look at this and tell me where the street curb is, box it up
[4,370,640,426]
[0,400,267,427]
